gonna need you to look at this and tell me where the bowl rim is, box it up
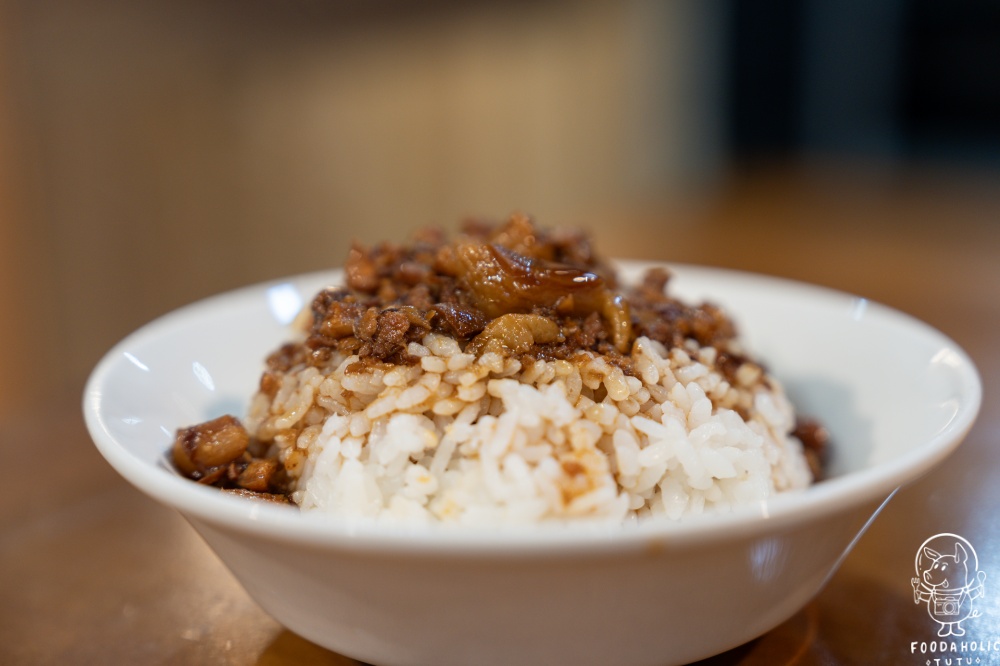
[82,263,983,555]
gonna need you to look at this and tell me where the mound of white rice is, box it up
[246,329,812,525]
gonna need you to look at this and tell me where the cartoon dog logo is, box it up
[912,533,986,637]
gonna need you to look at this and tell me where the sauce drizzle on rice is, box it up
[172,215,828,523]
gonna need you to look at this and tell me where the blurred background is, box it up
[2,3,1000,663]
[0,0,998,416]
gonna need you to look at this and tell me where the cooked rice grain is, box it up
[244,331,812,525]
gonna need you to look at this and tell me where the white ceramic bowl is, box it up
[83,262,981,666]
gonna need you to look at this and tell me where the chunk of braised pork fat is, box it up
[172,415,250,480]
[344,244,380,293]
[467,313,563,355]
[354,306,379,341]
[476,212,546,260]
[460,213,608,280]
[403,283,434,311]
[453,242,594,317]
[310,290,364,340]
[367,309,410,359]
[793,419,830,481]
[592,292,632,354]
[453,241,632,352]
[396,260,432,286]
[356,306,432,362]
[432,302,489,338]
[235,458,280,493]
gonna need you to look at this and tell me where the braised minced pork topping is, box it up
[172,214,829,500]
[267,214,735,380]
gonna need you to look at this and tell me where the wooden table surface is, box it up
[2,165,998,665]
